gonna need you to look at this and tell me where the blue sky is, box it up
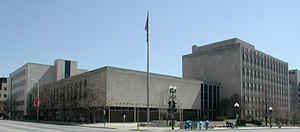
[1,0,300,77]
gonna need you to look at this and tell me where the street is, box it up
[0,120,300,132]
[0,120,120,132]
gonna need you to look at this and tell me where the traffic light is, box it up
[172,100,177,112]
[168,101,171,112]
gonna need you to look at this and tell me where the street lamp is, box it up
[168,85,177,130]
[268,106,273,128]
[234,102,240,128]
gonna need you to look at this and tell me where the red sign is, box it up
[34,98,40,107]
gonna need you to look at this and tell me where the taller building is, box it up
[0,77,8,114]
[8,59,87,119]
[183,38,289,121]
[289,70,300,121]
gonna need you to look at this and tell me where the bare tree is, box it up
[76,86,105,123]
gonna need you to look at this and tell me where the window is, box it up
[4,87,7,90]
[4,94,7,98]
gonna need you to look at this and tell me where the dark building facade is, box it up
[30,66,221,122]
[183,38,289,121]
[289,70,300,121]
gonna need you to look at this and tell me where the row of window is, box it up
[243,82,288,96]
[242,67,288,85]
[244,110,265,119]
[0,94,7,98]
[242,47,288,74]
[0,87,7,90]
[245,107,288,117]
[244,96,288,105]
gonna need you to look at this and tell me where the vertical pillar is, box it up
[207,84,210,120]
[108,107,111,123]
[201,84,203,120]
[197,109,199,120]
[180,109,183,121]
[136,108,139,122]
[134,107,137,122]
[158,108,160,120]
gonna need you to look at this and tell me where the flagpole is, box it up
[145,11,150,123]
[147,35,150,123]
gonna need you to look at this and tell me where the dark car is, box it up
[0,113,8,120]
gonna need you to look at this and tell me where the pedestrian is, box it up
[205,120,209,130]
[122,113,126,122]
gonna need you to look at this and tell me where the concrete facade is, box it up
[36,66,221,122]
[8,59,87,119]
[183,38,289,121]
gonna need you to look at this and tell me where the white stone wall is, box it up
[106,67,203,109]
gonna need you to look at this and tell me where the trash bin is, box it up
[185,120,192,130]
[195,120,202,130]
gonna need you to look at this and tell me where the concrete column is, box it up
[158,108,160,120]
[108,107,110,123]
[197,109,199,120]
[180,109,183,121]
[134,107,136,122]
[207,84,210,120]
[211,85,214,120]
[136,108,139,122]
[200,84,203,119]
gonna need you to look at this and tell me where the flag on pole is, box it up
[145,11,149,43]
[34,98,40,107]
[33,86,40,107]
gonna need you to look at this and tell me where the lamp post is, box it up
[168,85,177,130]
[268,106,273,128]
[234,102,240,128]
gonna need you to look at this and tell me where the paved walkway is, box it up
[80,123,300,131]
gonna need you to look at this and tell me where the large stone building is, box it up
[33,66,221,122]
[0,77,8,114]
[183,38,289,121]
[289,70,300,121]
[8,59,87,119]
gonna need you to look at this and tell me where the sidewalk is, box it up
[80,123,180,130]
[215,126,300,130]
[22,120,78,126]
[80,123,300,131]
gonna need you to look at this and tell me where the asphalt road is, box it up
[0,120,121,132]
[0,120,300,132]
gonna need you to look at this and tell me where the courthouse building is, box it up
[183,38,289,120]
[34,66,221,122]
